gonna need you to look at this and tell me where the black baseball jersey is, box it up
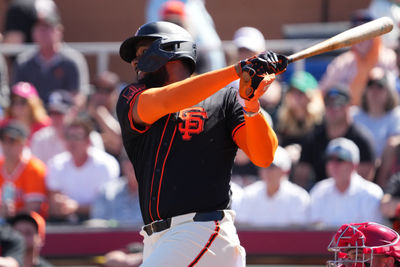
[117,84,245,225]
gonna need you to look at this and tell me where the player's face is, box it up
[134,44,151,81]
[132,40,170,87]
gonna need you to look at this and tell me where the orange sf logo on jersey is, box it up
[178,107,208,141]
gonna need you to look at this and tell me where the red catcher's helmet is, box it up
[327,222,400,267]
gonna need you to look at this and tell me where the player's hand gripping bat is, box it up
[239,16,394,100]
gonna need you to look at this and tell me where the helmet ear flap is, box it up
[138,38,175,72]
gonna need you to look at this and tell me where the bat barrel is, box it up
[287,16,393,64]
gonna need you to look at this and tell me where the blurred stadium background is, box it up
[0,0,373,266]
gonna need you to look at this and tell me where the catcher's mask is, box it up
[119,21,197,74]
[327,222,400,267]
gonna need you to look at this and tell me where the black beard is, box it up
[138,66,169,88]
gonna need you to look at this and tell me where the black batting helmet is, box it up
[119,21,197,74]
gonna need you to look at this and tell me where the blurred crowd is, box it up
[2,0,400,266]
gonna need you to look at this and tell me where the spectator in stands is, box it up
[293,86,375,190]
[147,0,226,73]
[3,82,51,140]
[259,79,283,127]
[159,0,188,29]
[319,9,398,106]
[276,71,324,163]
[90,151,142,226]
[380,172,400,232]
[31,89,104,164]
[235,146,310,227]
[232,26,266,61]
[2,0,57,44]
[87,71,122,158]
[309,137,383,227]
[46,115,119,223]
[9,211,53,267]
[0,225,25,267]
[350,67,400,187]
[0,121,47,218]
[11,4,90,105]
[0,53,9,111]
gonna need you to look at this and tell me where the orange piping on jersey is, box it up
[137,65,238,125]
[128,91,150,133]
[233,112,278,167]
[149,114,171,222]
[156,124,177,219]
[232,122,245,139]
[188,221,221,267]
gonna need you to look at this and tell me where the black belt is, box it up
[143,210,225,236]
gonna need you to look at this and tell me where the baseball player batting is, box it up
[116,21,285,266]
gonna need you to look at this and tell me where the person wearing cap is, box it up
[293,86,375,190]
[276,71,324,151]
[3,82,51,140]
[9,211,53,267]
[30,89,104,164]
[11,2,89,105]
[308,137,383,227]
[235,146,310,227]
[319,9,398,106]
[0,120,47,218]
[350,67,400,187]
[159,0,188,29]
[233,26,266,61]
[157,0,226,74]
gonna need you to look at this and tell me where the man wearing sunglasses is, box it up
[308,137,383,227]
[293,87,375,190]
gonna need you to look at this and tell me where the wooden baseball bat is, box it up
[287,16,394,63]
[239,17,393,100]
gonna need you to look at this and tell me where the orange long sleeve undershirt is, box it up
[137,65,238,124]
[234,112,278,167]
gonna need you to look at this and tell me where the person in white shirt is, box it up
[30,89,104,165]
[235,146,310,227]
[46,115,119,223]
[309,137,384,227]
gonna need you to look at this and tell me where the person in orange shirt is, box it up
[0,120,47,219]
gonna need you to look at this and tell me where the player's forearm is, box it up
[244,112,278,167]
[137,65,238,124]
[235,112,278,167]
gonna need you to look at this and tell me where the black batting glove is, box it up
[258,51,288,74]
[238,51,288,77]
